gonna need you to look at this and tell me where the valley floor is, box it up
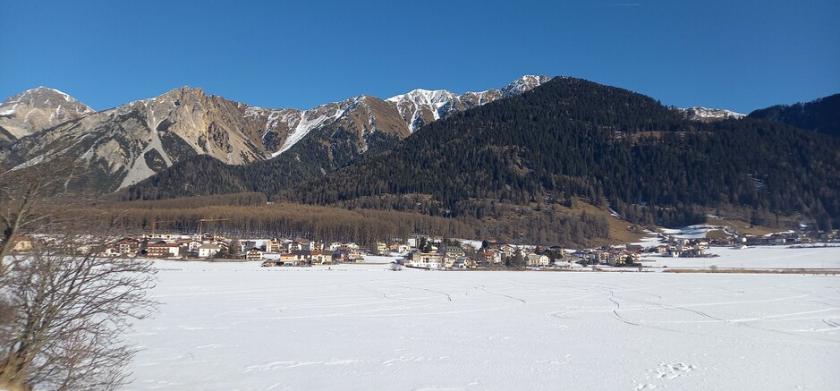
[643,244,840,270]
[126,253,840,390]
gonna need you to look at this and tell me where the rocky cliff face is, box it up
[4,87,275,190]
[1,76,554,192]
[0,87,94,143]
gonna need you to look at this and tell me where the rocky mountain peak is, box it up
[0,86,94,141]
[3,86,92,110]
[501,75,553,97]
[680,106,745,122]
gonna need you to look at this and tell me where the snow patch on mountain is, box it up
[273,106,346,157]
[501,75,554,97]
[681,106,745,122]
[385,76,553,133]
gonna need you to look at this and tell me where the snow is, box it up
[658,225,722,239]
[387,89,459,132]
[272,107,345,157]
[646,245,840,270]
[500,75,553,97]
[125,256,840,390]
[681,106,745,121]
[386,76,552,133]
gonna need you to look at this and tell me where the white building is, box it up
[409,252,443,270]
[198,244,222,258]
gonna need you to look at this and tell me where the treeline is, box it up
[62,194,612,246]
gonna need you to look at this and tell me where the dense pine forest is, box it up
[124,78,840,233]
[748,93,840,138]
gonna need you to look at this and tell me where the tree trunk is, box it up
[0,355,33,391]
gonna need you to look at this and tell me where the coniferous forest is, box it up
[748,93,840,138]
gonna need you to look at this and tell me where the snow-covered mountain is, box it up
[1,76,552,192]
[387,75,552,132]
[680,106,745,122]
[0,87,94,143]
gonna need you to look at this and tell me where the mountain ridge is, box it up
[1,76,554,191]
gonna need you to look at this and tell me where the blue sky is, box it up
[1,0,838,113]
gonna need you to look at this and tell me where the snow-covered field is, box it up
[126,260,840,390]
[646,245,840,270]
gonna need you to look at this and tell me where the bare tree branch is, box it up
[1,160,157,390]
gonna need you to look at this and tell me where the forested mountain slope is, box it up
[748,93,840,137]
[285,78,840,229]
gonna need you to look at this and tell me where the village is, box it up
[7,224,838,271]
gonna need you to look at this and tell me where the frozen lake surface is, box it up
[127,260,840,390]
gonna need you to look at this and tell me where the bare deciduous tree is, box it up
[1,162,156,390]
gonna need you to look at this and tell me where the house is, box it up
[265,239,282,253]
[291,250,315,264]
[303,241,322,252]
[240,240,260,253]
[527,254,551,267]
[444,256,467,269]
[113,238,140,257]
[389,242,411,254]
[460,256,478,269]
[310,249,331,264]
[246,248,264,260]
[479,249,502,265]
[287,239,309,252]
[606,250,639,266]
[409,251,443,269]
[500,244,517,258]
[651,244,669,255]
[198,243,222,258]
[186,240,203,255]
[444,255,476,269]
[332,247,364,263]
[444,245,466,259]
[280,252,300,266]
[373,242,389,255]
[146,241,181,258]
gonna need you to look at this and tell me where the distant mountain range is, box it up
[0,76,553,191]
[2,77,838,233]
